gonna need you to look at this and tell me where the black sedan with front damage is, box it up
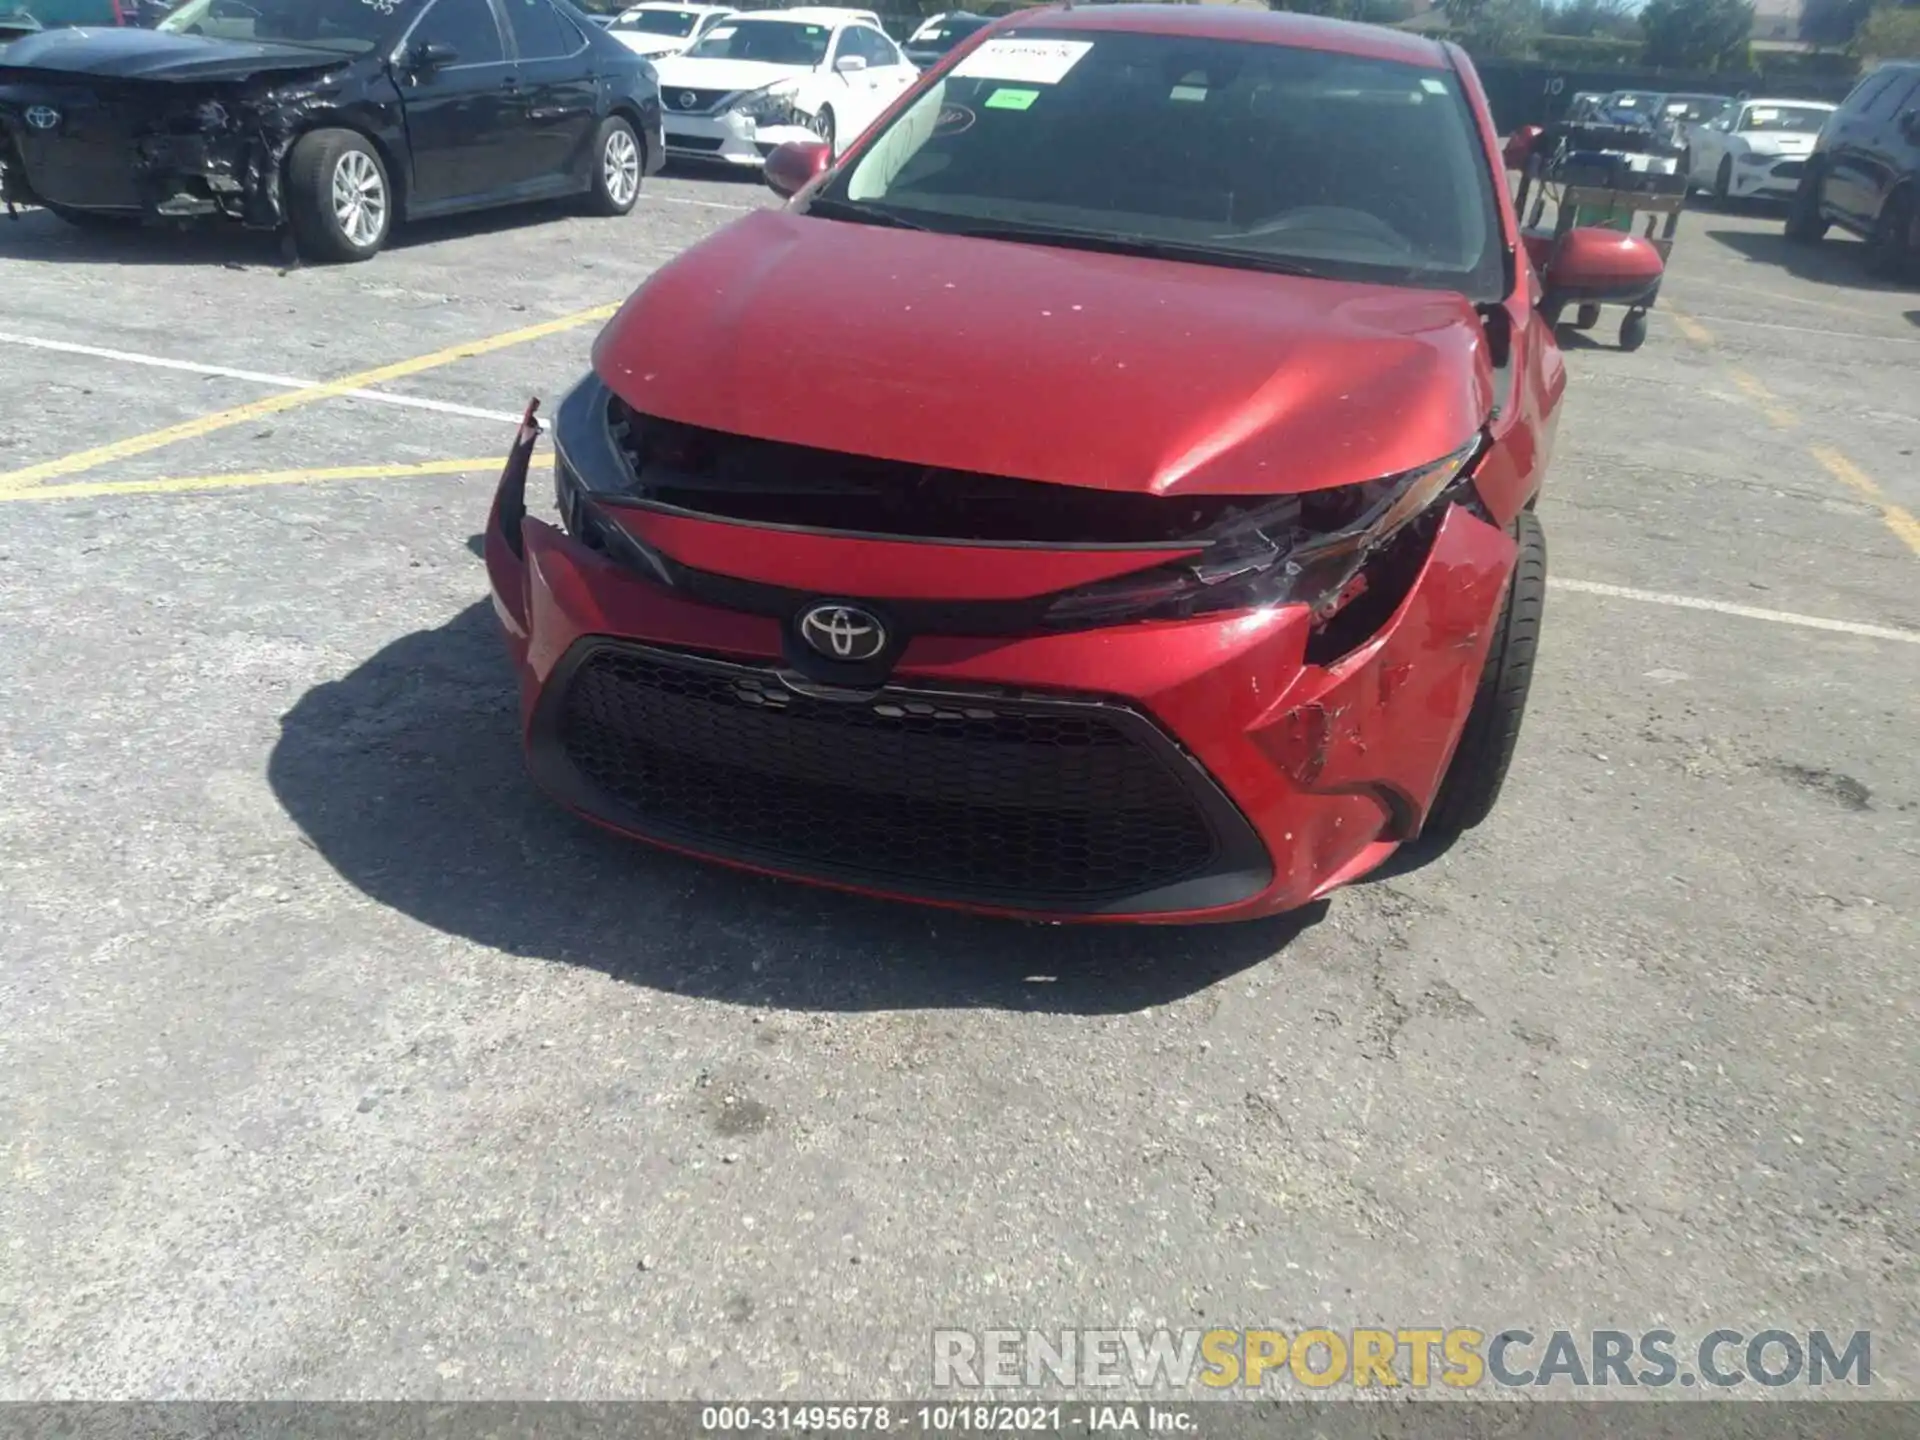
[0,0,664,260]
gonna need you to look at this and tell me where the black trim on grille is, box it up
[665,133,726,152]
[528,640,1272,915]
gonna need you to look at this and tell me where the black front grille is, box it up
[666,87,732,112]
[665,132,725,152]
[530,642,1269,913]
[606,399,1257,545]
[1771,159,1804,179]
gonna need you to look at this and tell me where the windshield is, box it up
[684,17,828,63]
[1662,95,1728,122]
[826,29,1505,300]
[616,7,699,36]
[158,0,410,52]
[908,15,988,51]
[1739,104,1830,134]
[1607,91,1661,117]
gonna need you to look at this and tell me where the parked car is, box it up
[484,6,1649,923]
[1786,60,1920,277]
[901,9,990,68]
[1686,97,1836,204]
[0,0,665,261]
[1653,90,1730,155]
[651,6,914,162]
[1601,89,1665,128]
[1563,89,1609,124]
[606,1,733,58]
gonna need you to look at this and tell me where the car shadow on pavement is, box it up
[267,600,1323,1016]
[1703,225,1916,292]
[0,198,624,269]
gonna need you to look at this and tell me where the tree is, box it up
[1444,0,1543,55]
[1800,0,1875,46]
[1542,0,1637,38]
[1854,1,1920,56]
[1639,0,1754,69]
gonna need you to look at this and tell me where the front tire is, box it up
[810,104,837,157]
[1713,155,1733,204]
[1421,508,1547,843]
[286,129,391,263]
[1784,164,1829,243]
[1865,187,1916,280]
[585,115,643,217]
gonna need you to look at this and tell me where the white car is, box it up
[1686,98,1837,203]
[607,4,738,60]
[652,8,917,165]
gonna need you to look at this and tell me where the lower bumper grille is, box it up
[665,132,726,152]
[529,642,1270,914]
[1771,160,1804,180]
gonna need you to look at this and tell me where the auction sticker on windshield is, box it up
[952,39,1092,85]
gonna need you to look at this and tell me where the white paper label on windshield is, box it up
[1749,107,1780,122]
[952,39,1093,86]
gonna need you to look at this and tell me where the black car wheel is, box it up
[585,116,643,217]
[810,105,836,156]
[1421,508,1547,843]
[286,129,391,264]
[1865,186,1917,280]
[1784,163,1830,244]
[1713,154,1733,204]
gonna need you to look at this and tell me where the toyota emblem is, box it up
[25,106,61,131]
[798,603,886,662]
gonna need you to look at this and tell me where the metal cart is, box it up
[1515,121,1688,352]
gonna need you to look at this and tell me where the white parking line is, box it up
[1551,578,1920,645]
[1671,314,1920,346]
[644,193,757,212]
[0,331,526,424]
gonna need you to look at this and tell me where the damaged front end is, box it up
[0,63,344,227]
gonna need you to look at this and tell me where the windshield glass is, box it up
[684,17,828,63]
[616,7,699,36]
[828,29,1504,300]
[158,0,410,52]
[908,15,987,51]
[1662,95,1728,122]
[1739,104,1830,133]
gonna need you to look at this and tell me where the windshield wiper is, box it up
[948,219,1325,276]
[802,197,934,231]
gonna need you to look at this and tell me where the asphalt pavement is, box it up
[0,172,1915,1400]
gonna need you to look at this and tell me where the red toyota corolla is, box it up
[484,5,1655,923]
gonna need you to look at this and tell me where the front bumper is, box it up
[1728,156,1806,199]
[484,432,1519,924]
[660,109,817,165]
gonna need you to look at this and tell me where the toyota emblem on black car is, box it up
[25,107,61,131]
[799,604,886,662]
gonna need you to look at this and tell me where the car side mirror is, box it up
[409,40,460,73]
[834,54,867,73]
[1539,227,1665,323]
[764,138,832,198]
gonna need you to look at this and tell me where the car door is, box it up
[394,0,518,211]
[1855,71,1920,231]
[1688,112,1730,190]
[860,26,916,109]
[1822,70,1910,226]
[498,0,602,193]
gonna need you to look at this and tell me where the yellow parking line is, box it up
[0,458,498,502]
[1810,448,1920,559]
[1730,371,1797,430]
[1668,308,1715,346]
[0,304,614,493]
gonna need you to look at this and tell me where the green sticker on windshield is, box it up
[984,87,1039,111]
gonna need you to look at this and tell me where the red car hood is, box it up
[592,209,1494,498]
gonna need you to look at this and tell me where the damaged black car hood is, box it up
[0,27,344,82]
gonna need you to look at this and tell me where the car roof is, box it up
[1737,96,1836,107]
[776,6,881,21]
[981,4,1452,69]
[623,2,732,11]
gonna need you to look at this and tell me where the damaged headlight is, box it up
[729,84,809,129]
[1039,437,1484,629]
